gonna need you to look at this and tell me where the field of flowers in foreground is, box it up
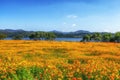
[0,40,120,80]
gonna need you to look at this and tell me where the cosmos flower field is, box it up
[0,40,120,80]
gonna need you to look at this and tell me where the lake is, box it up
[5,38,82,42]
[55,38,82,42]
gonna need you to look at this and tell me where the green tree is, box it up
[91,32,102,42]
[0,33,7,40]
[34,32,41,40]
[45,32,56,40]
[29,32,41,40]
[12,34,24,40]
[29,33,35,40]
[114,32,120,42]
[110,37,115,42]
[38,31,46,40]
[102,33,112,42]
[82,34,91,42]
[29,32,56,40]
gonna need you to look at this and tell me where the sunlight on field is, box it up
[0,40,120,80]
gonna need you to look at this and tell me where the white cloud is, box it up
[72,24,77,27]
[67,15,78,19]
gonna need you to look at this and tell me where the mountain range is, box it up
[0,29,90,33]
[0,29,91,38]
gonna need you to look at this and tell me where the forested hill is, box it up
[0,29,32,37]
[0,29,91,38]
[51,30,91,38]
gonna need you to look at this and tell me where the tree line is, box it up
[81,32,120,42]
[0,32,56,40]
[0,31,120,42]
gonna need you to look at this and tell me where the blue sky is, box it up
[0,0,120,32]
